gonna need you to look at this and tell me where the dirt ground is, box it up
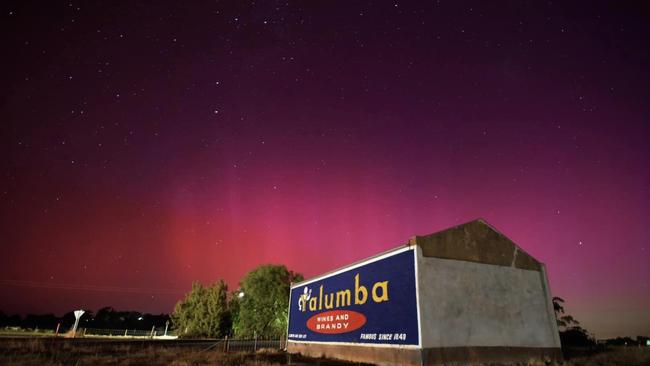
[0,338,648,366]
[0,338,365,366]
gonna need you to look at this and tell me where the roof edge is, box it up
[412,219,542,271]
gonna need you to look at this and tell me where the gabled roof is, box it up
[409,219,542,271]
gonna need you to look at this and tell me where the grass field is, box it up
[0,337,648,365]
[563,347,650,366]
[0,328,56,338]
[0,337,363,366]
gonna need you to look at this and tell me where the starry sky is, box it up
[1,1,649,338]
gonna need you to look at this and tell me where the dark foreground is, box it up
[0,337,365,366]
[0,338,649,366]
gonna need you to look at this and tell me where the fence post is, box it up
[254,334,257,352]
[150,325,155,339]
[124,329,128,337]
[223,336,228,352]
[226,336,230,353]
[55,323,60,336]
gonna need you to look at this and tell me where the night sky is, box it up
[1,1,649,339]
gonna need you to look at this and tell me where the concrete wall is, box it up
[416,246,561,349]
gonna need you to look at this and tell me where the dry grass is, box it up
[1,338,649,365]
[0,338,368,366]
[0,339,288,366]
[563,346,650,366]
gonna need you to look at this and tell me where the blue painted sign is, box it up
[287,248,419,345]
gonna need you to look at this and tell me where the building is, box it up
[286,219,562,365]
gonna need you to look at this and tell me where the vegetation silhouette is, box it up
[0,308,170,331]
[171,264,303,339]
[552,295,599,357]
[233,265,303,338]
[172,280,232,338]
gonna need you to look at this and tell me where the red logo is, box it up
[306,310,366,334]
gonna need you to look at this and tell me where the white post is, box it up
[164,321,169,337]
[72,310,85,337]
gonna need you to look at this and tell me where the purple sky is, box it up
[1,1,649,338]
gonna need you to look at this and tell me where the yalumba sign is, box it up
[287,248,419,346]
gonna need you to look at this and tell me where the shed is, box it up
[286,219,561,365]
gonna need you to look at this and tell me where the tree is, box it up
[229,289,242,335]
[552,296,565,316]
[552,296,595,349]
[23,314,58,330]
[552,296,580,329]
[234,265,303,338]
[172,280,230,338]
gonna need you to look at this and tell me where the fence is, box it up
[218,337,283,352]
[52,327,285,352]
[80,327,174,338]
